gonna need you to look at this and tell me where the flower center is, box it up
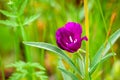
[66,36,78,45]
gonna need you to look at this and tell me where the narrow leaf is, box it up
[78,57,85,77]
[0,20,18,27]
[0,10,16,18]
[58,67,79,80]
[58,59,72,80]
[24,14,40,25]
[91,29,120,69]
[24,42,83,78]
[90,53,116,74]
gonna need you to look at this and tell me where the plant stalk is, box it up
[84,0,90,79]
[14,28,20,61]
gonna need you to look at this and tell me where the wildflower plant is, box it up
[24,23,120,80]
[0,0,120,80]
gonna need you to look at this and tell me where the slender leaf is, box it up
[78,56,85,77]
[24,42,83,78]
[58,67,79,80]
[24,14,40,25]
[0,10,16,18]
[0,20,18,27]
[58,59,72,80]
[90,53,116,74]
[91,29,120,69]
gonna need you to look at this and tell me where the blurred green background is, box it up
[0,0,120,80]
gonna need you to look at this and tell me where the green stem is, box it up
[39,21,47,66]
[14,28,20,61]
[96,0,107,32]
[18,18,34,80]
[18,18,31,62]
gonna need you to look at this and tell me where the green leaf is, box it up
[0,20,18,27]
[0,10,16,18]
[58,67,79,80]
[90,53,116,74]
[18,0,28,16]
[24,14,40,25]
[9,73,24,80]
[91,29,120,70]
[24,42,83,78]
[36,72,48,80]
[35,72,46,75]
[58,59,72,80]
[77,55,85,77]
[8,61,47,80]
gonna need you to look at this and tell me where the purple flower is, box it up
[56,22,88,53]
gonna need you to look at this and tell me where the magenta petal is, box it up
[66,39,81,52]
[65,22,82,36]
[56,27,73,51]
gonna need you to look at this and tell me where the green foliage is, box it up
[90,29,120,74]
[0,20,18,27]
[24,14,40,25]
[23,42,83,78]
[0,0,120,80]
[58,59,72,80]
[58,67,79,80]
[77,54,85,77]
[0,0,39,27]
[23,34,119,79]
[90,52,116,74]
[0,10,16,18]
[7,61,48,80]
[18,0,28,16]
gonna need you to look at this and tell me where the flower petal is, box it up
[65,22,82,37]
[81,36,88,41]
[66,39,81,52]
[56,27,74,51]
[55,22,88,53]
